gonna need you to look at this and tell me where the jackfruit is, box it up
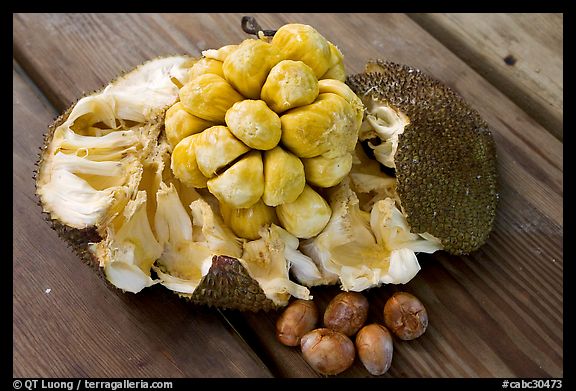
[220,199,278,240]
[346,60,498,254]
[302,153,353,188]
[202,44,238,62]
[317,79,364,128]
[35,18,497,313]
[276,185,332,239]
[320,43,346,82]
[170,133,208,189]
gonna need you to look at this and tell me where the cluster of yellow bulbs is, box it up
[166,23,364,240]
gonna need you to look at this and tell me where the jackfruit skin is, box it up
[185,255,279,312]
[346,60,498,255]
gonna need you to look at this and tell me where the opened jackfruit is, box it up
[35,19,497,313]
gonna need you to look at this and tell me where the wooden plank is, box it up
[12,61,272,378]
[13,13,562,377]
[408,13,563,141]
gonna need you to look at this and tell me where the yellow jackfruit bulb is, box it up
[187,57,225,80]
[220,199,278,240]
[280,93,359,158]
[194,125,250,178]
[321,62,346,82]
[271,23,332,78]
[207,151,264,209]
[170,134,208,189]
[262,146,306,207]
[328,42,344,67]
[222,39,282,99]
[202,44,238,62]
[164,102,214,148]
[179,73,243,123]
[261,60,319,113]
[302,153,353,188]
[320,43,346,82]
[318,79,365,127]
[225,100,282,150]
[276,185,332,239]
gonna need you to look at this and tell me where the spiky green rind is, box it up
[346,60,498,254]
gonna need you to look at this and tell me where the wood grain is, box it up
[13,13,562,378]
[13,61,272,378]
[409,13,563,141]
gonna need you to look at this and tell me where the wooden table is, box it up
[13,13,563,378]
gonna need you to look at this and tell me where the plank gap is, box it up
[218,309,295,378]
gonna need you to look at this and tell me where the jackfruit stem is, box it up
[241,16,276,37]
